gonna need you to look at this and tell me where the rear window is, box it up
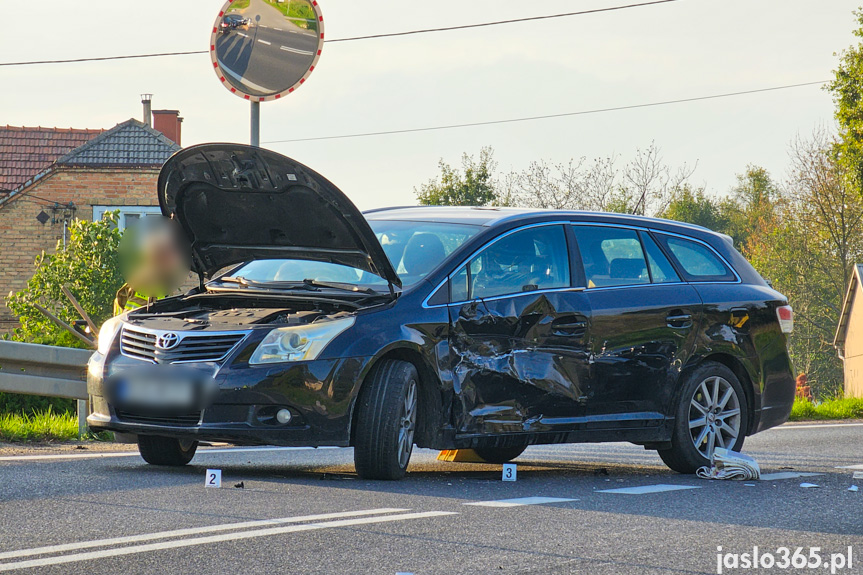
[657,234,736,282]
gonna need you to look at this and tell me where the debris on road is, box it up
[696,448,761,480]
[849,485,859,492]
[799,482,820,488]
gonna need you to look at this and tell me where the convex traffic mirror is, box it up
[210,0,324,101]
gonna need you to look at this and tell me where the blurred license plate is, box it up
[118,376,195,409]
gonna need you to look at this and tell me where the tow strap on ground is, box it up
[696,447,761,480]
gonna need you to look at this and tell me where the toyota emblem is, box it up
[155,332,180,350]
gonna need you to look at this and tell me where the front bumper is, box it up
[87,351,373,447]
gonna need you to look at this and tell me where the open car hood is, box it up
[158,144,401,289]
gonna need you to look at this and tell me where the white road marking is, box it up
[238,32,249,38]
[280,45,314,55]
[0,511,456,572]
[597,484,701,495]
[771,422,863,430]
[759,472,823,481]
[0,508,406,561]
[837,464,863,470]
[274,27,283,31]
[465,497,577,507]
[0,445,338,463]
[258,39,271,45]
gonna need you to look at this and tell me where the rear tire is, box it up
[353,360,419,480]
[137,436,197,466]
[474,445,527,464]
[658,361,748,473]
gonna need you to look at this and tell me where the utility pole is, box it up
[251,101,260,147]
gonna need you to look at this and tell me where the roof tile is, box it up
[0,125,103,192]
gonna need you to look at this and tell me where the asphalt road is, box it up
[215,0,319,96]
[1,423,862,574]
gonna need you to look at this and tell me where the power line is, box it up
[0,0,679,67]
[328,0,679,43]
[0,50,207,67]
[262,80,829,144]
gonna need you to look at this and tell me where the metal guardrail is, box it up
[0,340,93,435]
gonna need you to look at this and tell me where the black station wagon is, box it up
[87,144,796,479]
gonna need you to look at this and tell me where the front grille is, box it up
[120,325,248,364]
[115,409,202,427]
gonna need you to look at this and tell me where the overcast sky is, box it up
[1,0,859,209]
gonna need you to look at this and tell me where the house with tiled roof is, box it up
[0,109,182,332]
[0,127,104,195]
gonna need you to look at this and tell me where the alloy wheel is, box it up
[688,376,741,459]
[398,379,418,468]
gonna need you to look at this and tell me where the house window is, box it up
[92,206,162,230]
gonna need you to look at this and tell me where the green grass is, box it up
[789,397,863,421]
[263,0,318,31]
[0,409,79,442]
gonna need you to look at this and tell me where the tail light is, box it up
[776,305,793,334]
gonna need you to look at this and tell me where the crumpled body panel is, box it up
[449,292,591,434]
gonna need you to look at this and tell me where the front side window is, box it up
[573,226,649,288]
[453,225,570,301]
[659,234,735,282]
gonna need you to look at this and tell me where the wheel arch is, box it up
[682,352,758,436]
[349,345,444,449]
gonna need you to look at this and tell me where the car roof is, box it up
[362,205,721,238]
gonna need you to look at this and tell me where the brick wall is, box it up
[0,167,161,332]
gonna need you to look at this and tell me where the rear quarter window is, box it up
[656,234,736,282]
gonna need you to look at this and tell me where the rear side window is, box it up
[640,232,680,284]
[572,226,649,288]
[452,225,570,301]
[658,234,736,282]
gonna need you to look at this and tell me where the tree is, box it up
[622,142,695,216]
[746,132,863,396]
[723,165,778,251]
[827,8,863,185]
[416,147,499,206]
[661,185,728,232]
[506,143,694,216]
[5,213,123,348]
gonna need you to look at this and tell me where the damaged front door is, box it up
[448,224,592,435]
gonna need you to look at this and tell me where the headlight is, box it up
[97,314,127,355]
[249,316,355,365]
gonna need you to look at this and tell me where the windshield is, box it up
[219,220,481,289]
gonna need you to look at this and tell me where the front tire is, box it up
[353,360,419,480]
[658,362,748,474]
[137,436,198,466]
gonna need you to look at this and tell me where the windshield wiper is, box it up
[218,275,251,286]
[301,279,378,295]
[216,276,379,296]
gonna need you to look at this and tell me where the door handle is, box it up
[552,316,588,336]
[666,313,693,329]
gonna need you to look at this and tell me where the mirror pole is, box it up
[250,100,261,147]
